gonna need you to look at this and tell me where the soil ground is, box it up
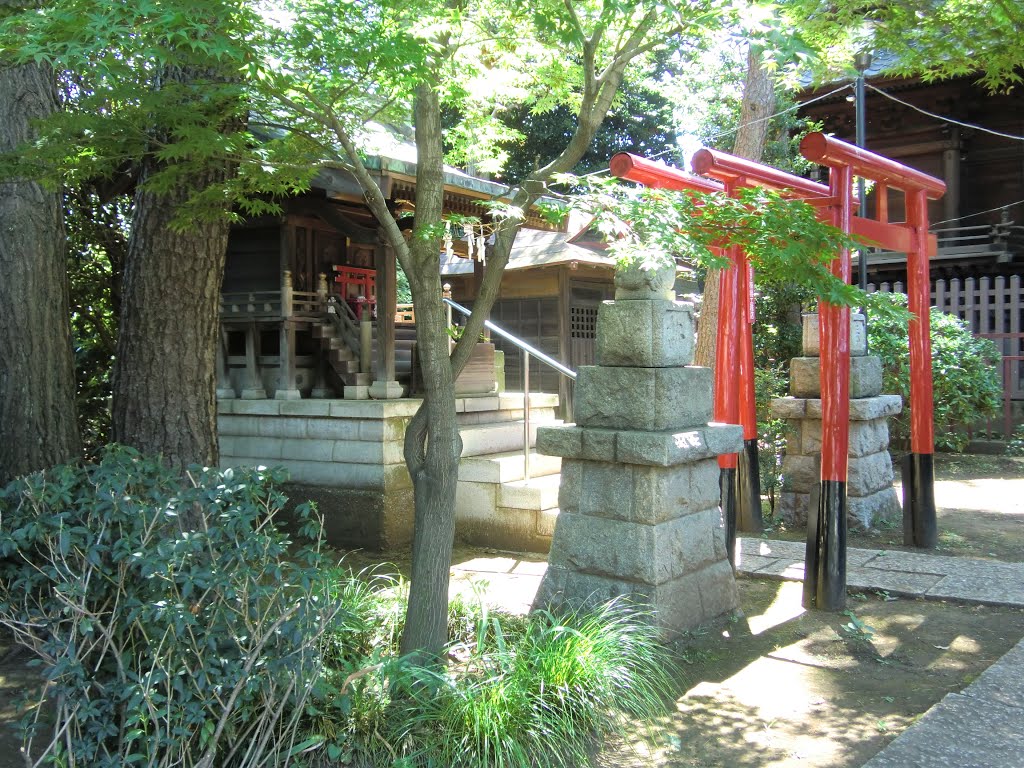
[2,453,1023,767]
[599,580,1024,768]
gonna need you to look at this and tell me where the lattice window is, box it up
[570,305,599,340]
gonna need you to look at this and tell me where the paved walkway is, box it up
[451,538,1024,768]
[735,536,1024,608]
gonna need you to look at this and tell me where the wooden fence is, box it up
[869,275,1024,436]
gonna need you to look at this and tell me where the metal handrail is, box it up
[444,296,576,481]
[443,298,577,381]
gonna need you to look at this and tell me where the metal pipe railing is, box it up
[444,296,577,481]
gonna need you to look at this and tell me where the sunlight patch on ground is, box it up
[746,581,807,636]
[933,478,1024,514]
[683,658,841,764]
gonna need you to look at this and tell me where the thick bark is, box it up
[694,46,775,373]
[0,60,81,485]
[111,170,231,468]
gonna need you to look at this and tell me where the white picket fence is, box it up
[869,275,1024,436]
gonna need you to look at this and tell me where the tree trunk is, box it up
[694,45,776,373]
[399,83,462,660]
[0,60,81,485]
[400,280,462,659]
[111,170,231,468]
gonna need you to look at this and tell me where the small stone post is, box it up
[772,314,902,528]
[533,267,742,635]
[275,270,302,400]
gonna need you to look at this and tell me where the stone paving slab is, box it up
[959,640,1024,710]
[860,550,968,575]
[845,568,943,595]
[736,537,1024,608]
[926,572,1024,607]
[860,692,1024,768]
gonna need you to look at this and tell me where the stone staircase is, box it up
[454,393,564,553]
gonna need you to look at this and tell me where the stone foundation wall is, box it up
[218,398,416,550]
[218,393,560,551]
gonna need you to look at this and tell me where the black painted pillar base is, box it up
[720,467,737,567]
[803,480,847,612]
[736,438,764,534]
[902,453,938,549]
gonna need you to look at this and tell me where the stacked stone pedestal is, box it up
[771,314,902,530]
[534,297,742,635]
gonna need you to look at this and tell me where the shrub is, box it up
[304,589,676,768]
[0,446,338,768]
[1,450,678,768]
[1007,427,1024,456]
[867,292,1002,450]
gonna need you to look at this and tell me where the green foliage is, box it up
[0,1,320,224]
[753,279,814,369]
[782,0,1024,91]
[868,292,1002,451]
[304,584,675,768]
[563,176,868,309]
[410,601,673,768]
[840,610,876,643]
[493,62,679,183]
[0,447,336,767]
[755,363,790,519]
[1006,427,1024,457]
[65,188,130,456]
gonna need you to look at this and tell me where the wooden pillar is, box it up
[275,270,301,399]
[942,127,961,225]
[215,325,235,399]
[369,235,402,398]
[473,252,490,342]
[240,317,266,399]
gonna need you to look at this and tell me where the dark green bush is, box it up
[0,447,336,768]
[1,450,678,768]
[867,292,1002,450]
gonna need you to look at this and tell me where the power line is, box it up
[586,83,855,177]
[867,83,1024,142]
[701,83,854,143]
[932,198,1024,227]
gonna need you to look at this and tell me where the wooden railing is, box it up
[395,303,416,323]
[291,290,322,318]
[867,219,1019,266]
[326,296,362,360]
[220,291,282,318]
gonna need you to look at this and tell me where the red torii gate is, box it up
[610,133,945,611]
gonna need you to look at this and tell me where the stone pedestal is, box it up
[533,296,742,635]
[771,314,902,529]
[368,380,404,400]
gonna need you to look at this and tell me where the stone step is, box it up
[459,418,563,457]
[310,323,333,340]
[456,406,558,427]
[498,472,562,511]
[459,450,562,484]
[328,353,359,372]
